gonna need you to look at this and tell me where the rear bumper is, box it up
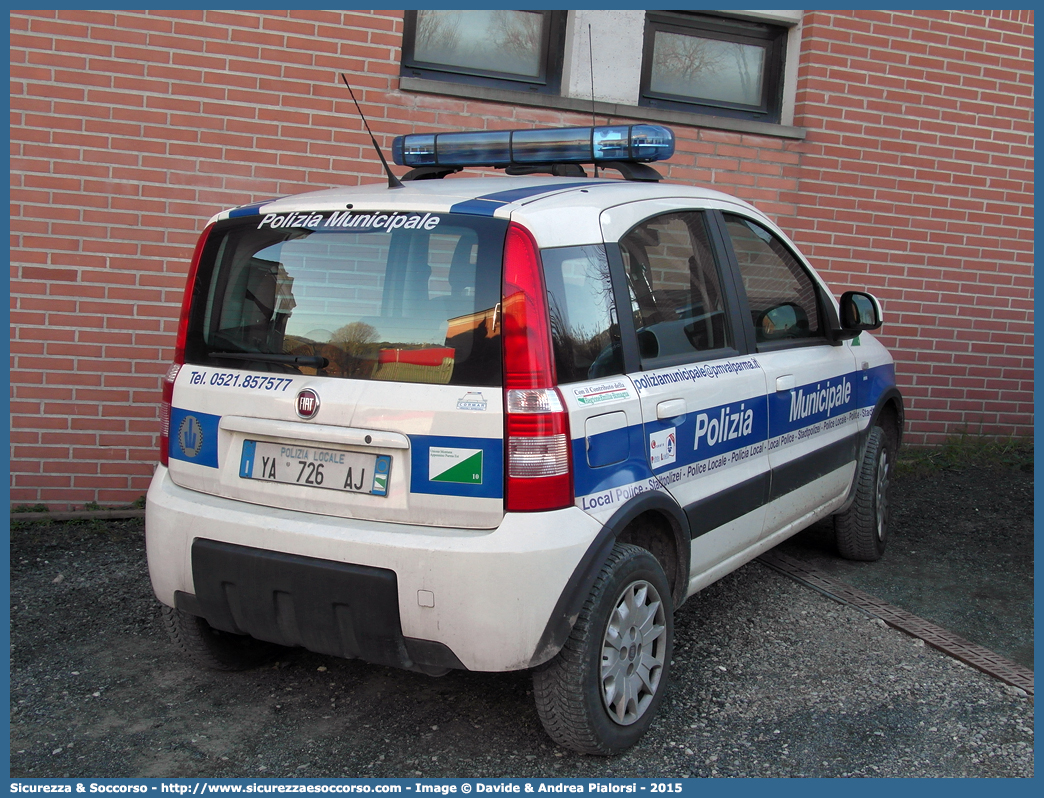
[146,466,602,672]
[184,538,459,674]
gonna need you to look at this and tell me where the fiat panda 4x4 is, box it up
[147,124,903,754]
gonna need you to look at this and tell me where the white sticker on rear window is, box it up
[429,447,483,485]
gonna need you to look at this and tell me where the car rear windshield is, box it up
[184,211,507,387]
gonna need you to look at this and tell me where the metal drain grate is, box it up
[758,550,1034,696]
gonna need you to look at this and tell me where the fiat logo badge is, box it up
[295,388,320,419]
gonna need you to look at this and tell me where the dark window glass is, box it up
[723,214,822,345]
[619,211,731,363]
[185,213,507,386]
[401,10,566,94]
[541,245,623,384]
[640,12,787,123]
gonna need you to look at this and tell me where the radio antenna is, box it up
[588,24,597,127]
[588,24,598,177]
[339,73,403,189]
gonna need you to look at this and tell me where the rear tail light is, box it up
[501,223,573,512]
[159,224,212,466]
[505,388,572,510]
[158,363,181,467]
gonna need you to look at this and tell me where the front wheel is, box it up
[834,425,894,561]
[532,543,674,755]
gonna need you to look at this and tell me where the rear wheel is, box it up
[533,543,673,755]
[834,425,893,561]
[161,606,280,671]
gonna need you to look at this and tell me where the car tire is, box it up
[532,543,674,755]
[161,606,280,671]
[834,425,894,561]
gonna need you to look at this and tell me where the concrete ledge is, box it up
[398,76,807,141]
[10,509,146,522]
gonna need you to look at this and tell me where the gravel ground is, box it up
[780,459,1035,668]
[9,466,1034,779]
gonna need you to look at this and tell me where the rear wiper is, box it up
[210,351,328,369]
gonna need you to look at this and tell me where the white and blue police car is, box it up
[147,124,903,754]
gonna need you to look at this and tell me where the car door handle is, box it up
[776,375,796,392]
[656,398,687,419]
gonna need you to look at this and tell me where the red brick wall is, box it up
[787,10,1034,445]
[9,10,1033,508]
[10,10,411,509]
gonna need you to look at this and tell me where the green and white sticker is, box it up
[573,380,631,406]
[429,447,483,484]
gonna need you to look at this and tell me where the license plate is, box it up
[239,440,390,496]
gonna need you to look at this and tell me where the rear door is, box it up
[167,208,509,529]
[600,201,771,573]
[536,242,650,523]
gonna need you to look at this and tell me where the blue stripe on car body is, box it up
[571,364,894,502]
[168,365,894,503]
[449,182,612,216]
[228,201,278,218]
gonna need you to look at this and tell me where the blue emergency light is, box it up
[391,125,675,168]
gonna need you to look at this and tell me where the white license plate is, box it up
[239,440,390,496]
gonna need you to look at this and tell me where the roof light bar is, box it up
[392,125,675,168]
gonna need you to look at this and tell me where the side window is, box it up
[619,211,731,363]
[541,244,623,384]
[723,214,822,345]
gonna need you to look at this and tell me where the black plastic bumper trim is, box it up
[189,539,463,674]
[686,472,770,539]
[768,434,859,501]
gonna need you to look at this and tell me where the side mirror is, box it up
[757,302,810,342]
[836,291,883,339]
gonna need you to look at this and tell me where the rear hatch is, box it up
[166,207,508,529]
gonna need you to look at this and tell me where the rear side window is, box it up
[185,212,507,386]
[541,244,623,384]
